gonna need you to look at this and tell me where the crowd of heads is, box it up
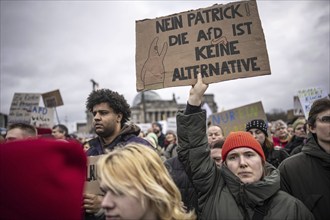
[1,84,328,220]
[202,97,330,174]
[0,122,92,148]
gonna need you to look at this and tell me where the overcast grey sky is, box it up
[1,0,329,125]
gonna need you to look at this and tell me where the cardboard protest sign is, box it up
[8,93,41,125]
[136,0,271,91]
[42,89,64,108]
[293,96,304,116]
[85,155,103,195]
[209,101,267,136]
[297,86,329,119]
[31,106,54,128]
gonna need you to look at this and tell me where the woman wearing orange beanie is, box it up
[176,73,314,220]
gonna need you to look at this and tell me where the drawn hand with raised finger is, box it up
[140,37,168,90]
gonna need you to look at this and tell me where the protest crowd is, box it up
[1,1,330,220]
[1,77,329,220]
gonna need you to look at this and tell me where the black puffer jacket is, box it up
[164,156,198,216]
[279,133,330,220]
[177,110,314,220]
[263,145,289,168]
[284,135,306,154]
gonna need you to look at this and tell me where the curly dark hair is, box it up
[86,89,131,125]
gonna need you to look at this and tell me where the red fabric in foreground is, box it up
[36,127,52,135]
[0,138,87,220]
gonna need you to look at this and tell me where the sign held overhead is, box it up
[136,0,271,91]
[42,89,64,108]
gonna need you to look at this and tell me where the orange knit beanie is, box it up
[222,131,265,161]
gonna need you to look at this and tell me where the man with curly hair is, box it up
[83,88,152,220]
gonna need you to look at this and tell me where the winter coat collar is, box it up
[222,163,280,209]
[302,133,330,168]
[101,123,141,148]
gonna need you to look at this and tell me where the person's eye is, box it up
[246,152,256,157]
[228,155,237,160]
[100,187,107,194]
[321,116,330,122]
[100,187,124,196]
[117,191,124,196]
[100,111,108,115]
[112,190,125,197]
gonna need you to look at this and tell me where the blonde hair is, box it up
[97,143,196,220]
[273,119,287,129]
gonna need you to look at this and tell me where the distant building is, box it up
[76,122,88,134]
[86,111,94,134]
[0,113,8,128]
[130,91,218,123]
[0,113,8,136]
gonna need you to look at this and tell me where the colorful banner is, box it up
[209,101,267,136]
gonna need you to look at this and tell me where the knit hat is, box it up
[222,131,265,162]
[292,119,306,131]
[0,138,87,220]
[145,132,159,149]
[152,122,163,132]
[245,119,268,137]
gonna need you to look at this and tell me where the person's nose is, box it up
[93,112,101,121]
[239,155,248,167]
[102,192,115,210]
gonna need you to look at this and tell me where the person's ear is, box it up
[117,113,123,123]
[309,124,316,134]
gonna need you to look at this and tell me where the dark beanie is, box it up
[245,119,268,137]
[153,122,163,132]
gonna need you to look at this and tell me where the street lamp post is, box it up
[141,91,147,123]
